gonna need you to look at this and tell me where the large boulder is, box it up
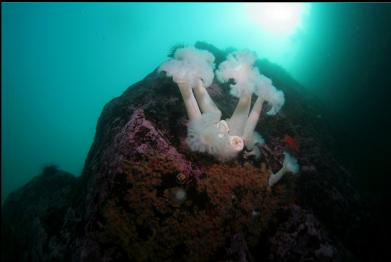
[2,42,373,262]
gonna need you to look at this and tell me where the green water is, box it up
[2,3,391,206]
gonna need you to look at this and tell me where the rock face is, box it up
[2,42,373,261]
[2,166,80,261]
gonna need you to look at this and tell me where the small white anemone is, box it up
[175,188,186,202]
[216,135,244,162]
[186,112,225,155]
[186,112,244,161]
[229,136,244,151]
[268,151,299,187]
[244,131,265,160]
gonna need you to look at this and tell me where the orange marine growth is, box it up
[283,135,300,153]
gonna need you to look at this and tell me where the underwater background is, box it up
[2,2,391,261]
[3,2,391,210]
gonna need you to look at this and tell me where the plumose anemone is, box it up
[159,45,298,171]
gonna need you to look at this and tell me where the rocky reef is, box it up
[2,42,376,261]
